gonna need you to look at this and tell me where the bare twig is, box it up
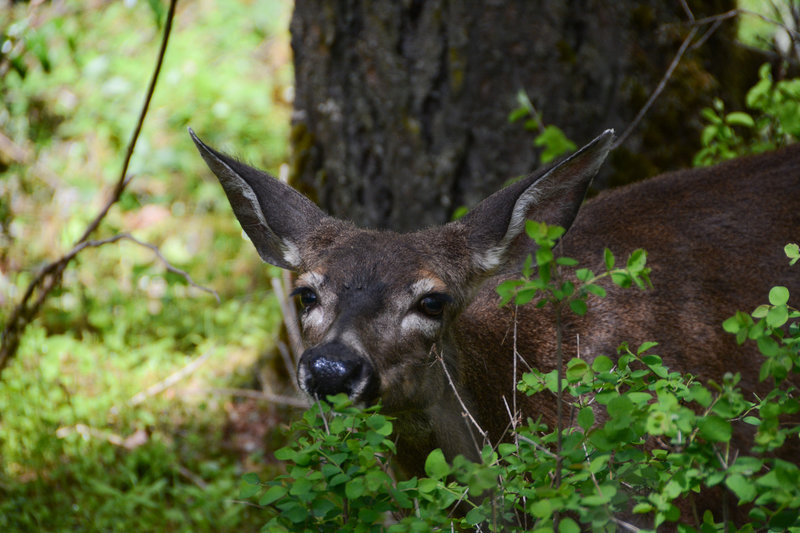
[176,464,209,489]
[613,4,800,151]
[516,434,556,458]
[276,340,299,391]
[435,346,488,442]
[55,424,149,450]
[271,272,304,390]
[612,25,699,150]
[317,398,331,433]
[610,516,642,532]
[203,387,310,409]
[127,349,213,407]
[122,233,219,302]
[0,0,180,377]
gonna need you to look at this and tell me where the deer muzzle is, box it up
[297,341,379,403]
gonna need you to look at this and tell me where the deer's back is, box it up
[458,145,800,443]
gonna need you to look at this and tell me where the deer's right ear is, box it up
[189,128,324,270]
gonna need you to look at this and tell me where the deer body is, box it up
[190,129,799,481]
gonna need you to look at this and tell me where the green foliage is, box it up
[694,64,800,166]
[250,229,800,531]
[1,1,293,531]
[241,395,467,531]
[496,220,651,310]
[510,90,577,164]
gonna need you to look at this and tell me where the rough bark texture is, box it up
[290,0,756,231]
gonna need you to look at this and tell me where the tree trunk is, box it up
[289,0,755,231]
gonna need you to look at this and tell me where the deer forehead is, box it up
[302,225,470,288]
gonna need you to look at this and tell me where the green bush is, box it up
[694,64,800,166]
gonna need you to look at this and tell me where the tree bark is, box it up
[290,0,755,231]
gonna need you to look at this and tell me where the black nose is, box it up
[298,342,378,402]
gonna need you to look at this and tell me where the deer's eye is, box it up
[417,293,452,318]
[291,287,319,309]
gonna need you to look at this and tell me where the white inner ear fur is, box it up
[281,239,302,269]
[235,177,271,229]
[470,185,545,272]
[223,166,302,269]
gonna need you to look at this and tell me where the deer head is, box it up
[190,129,612,413]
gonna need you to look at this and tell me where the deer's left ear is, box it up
[459,129,614,273]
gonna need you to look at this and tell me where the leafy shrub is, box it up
[694,64,800,166]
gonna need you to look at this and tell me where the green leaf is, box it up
[536,246,554,266]
[689,385,712,408]
[345,477,365,500]
[725,474,756,503]
[637,341,659,355]
[260,485,288,506]
[757,335,779,357]
[607,395,634,419]
[559,517,580,533]
[508,106,529,123]
[273,447,297,461]
[239,480,260,499]
[751,304,770,318]
[424,448,450,479]
[569,298,588,316]
[451,206,469,220]
[698,415,732,442]
[785,243,799,265]
[592,356,614,372]
[522,254,534,278]
[627,249,647,272]
[465,507,487,525]
[556,256,579,266]
[534,125,577,163]
[566,358,589,381]
[577,406,595,431]
[585,284,606,298]
[527,498,553,519]
[604,248,615,270]
[768,286,790,306]
[311,497,336,518]
[546,225,566,240]
[766,304,789,328]
[725,111,755,127]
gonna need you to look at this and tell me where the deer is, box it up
[190,128,799,522]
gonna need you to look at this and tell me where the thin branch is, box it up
[122,233,219,302]
[271,272,304,391]
[0,0,180,377]
[204,387,310,409]
[435,347,488,442]
[613,25,699,150]
[75,0,178,245]
[127,349,213,407]
[276,340,300,392]
[176,464,209,490]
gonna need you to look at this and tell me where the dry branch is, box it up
[0,0,181,377]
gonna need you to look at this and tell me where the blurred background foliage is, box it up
[1,0,296,530]
[0,0,797,531]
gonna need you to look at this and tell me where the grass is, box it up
[0,0,298,530]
